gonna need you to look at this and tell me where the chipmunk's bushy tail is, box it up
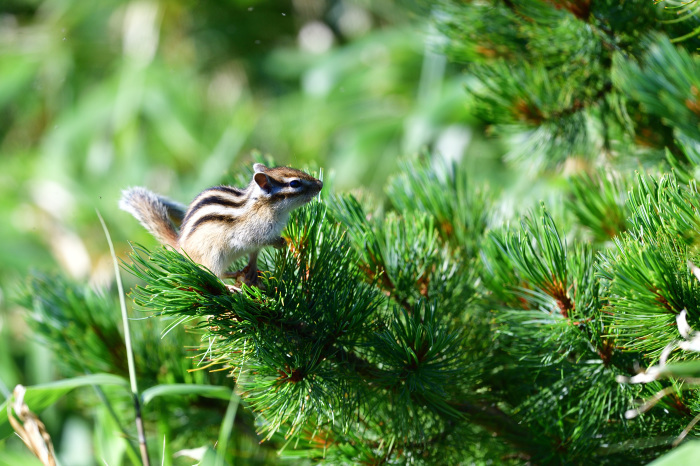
[119,187,182,248]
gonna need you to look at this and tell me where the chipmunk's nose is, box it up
[315,179,323,190]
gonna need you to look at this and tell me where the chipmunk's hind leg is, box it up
[242,250,260,285]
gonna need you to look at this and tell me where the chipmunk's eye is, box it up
[289,180,301,188]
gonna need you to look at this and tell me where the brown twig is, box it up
[450,400,540,461]
[8,385,57,466]
[132,393,150,466]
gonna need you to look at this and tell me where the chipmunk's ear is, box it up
[254,172,272,193]
[253,163,268,173]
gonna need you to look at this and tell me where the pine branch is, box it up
[121,196,547,461]
[433,1,700,169]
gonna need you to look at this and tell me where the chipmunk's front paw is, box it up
[226,284,241,293]
[224,266,265,290]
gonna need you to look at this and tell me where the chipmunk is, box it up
[119,163,323,286]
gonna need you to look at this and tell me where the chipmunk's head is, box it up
[252,163,323,213]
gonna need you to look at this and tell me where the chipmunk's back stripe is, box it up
[211,186,245,196]
[183,195,247,224]
[198,195,247,210]
[189,214,239,234]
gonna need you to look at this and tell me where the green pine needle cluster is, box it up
[599,174,700,358]
[567,170,630,242]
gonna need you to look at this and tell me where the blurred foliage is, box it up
[0,0,502,284]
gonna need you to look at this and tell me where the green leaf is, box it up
[650,441,700,465]
[141,384,233,405]
[196,446,226,466]
[216,390,241,466]
[658,361,700,379]
[0,373,128,439]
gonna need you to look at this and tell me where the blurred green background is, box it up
[0,0,505,462]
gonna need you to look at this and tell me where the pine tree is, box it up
[9,1,700,464]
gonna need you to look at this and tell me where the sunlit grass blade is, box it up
[97,209,151,466]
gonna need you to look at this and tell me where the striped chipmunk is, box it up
[120,163,323,287]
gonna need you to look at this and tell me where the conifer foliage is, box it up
[74,163,700,464]
[434,0,700,167]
